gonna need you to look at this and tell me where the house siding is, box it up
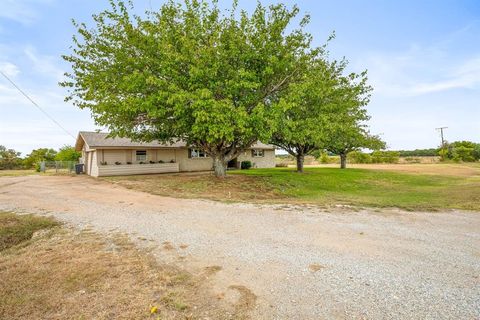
[96,163,179,177]
[103,150,126,164]
[176,148,213,172]
[237,149,275,168]
[90,151,99,177]
[82,147,274,177]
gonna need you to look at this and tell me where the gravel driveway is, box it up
[0,175,479,319]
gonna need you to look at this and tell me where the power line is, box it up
[0,70,76,140]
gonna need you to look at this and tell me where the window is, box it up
[136,150,147,161]
[190,149,208,158]
[252,149,264,157]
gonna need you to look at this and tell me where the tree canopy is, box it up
[61,0,320,177]
[23,148,57,169]
[270,55,378,172]
[441,141,480,162]
[55,145,81,162]
[0,146,22,170]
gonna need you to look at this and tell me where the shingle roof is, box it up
[76,131,275,150]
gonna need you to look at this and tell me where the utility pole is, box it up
[435,127,448,147]
[436,127,448,161]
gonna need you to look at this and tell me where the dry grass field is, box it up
[0,212,252,320]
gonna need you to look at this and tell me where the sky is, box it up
[0,0,479,155]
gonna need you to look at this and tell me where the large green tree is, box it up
[61,0,318,177]
[55,145,81,162]
[270,56,372,172]
[23,148,57,169]
[320,63,384,169]
[442,141,480,162]
[0,146,22,170]
[326,125,385,169]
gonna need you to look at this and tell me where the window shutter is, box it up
[251,149,255,157]
[188,149,192,158]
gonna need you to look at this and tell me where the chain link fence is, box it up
[39,161,76,174]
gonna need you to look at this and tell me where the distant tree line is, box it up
[0,145,81,170]
[329,141,480,164]
[396,149,438,157]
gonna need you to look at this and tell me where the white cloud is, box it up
[410,57,480,95]
[24,46,64,81]
[0,61,20,77]
[353,21,480,98]
[359,46,480,97]
[0,0,54,25]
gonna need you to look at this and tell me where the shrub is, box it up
[319,152,330,164]
[115,161,121,165]
[348,151,372,164]
[276,162,288,167]
[149,160,155,164]
[100,161,107,165]
[139,161,145,164]
[158,160,165,163]
[126,161,132,165]
[241,161,252,170]
[452,146,475,162]
[170,159,175,163]
[371,151,400,164]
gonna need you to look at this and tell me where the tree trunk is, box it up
[212,155,227,178]
[340,153,347,169]
[296,153,305,173]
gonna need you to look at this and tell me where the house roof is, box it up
[75,131,275,151]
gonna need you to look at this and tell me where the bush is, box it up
[158,160,164,163]
[319,152,330,164]
[275,162,288,167]
[452,146,475,162]
[441,141,480,162]
[241,161,252,170]
[371,151,400,164]
[169,159,175,163]
[348,151,372,164]
[115,161,121,165]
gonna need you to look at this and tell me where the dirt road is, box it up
[0,175,479,319]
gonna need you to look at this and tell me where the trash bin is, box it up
[75,163,84,174]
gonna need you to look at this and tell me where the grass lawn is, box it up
[0,170,39,177]
[0,212,59,251]
[105,164,480,211]
[0,170,75,177]
[0,211,243,319]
